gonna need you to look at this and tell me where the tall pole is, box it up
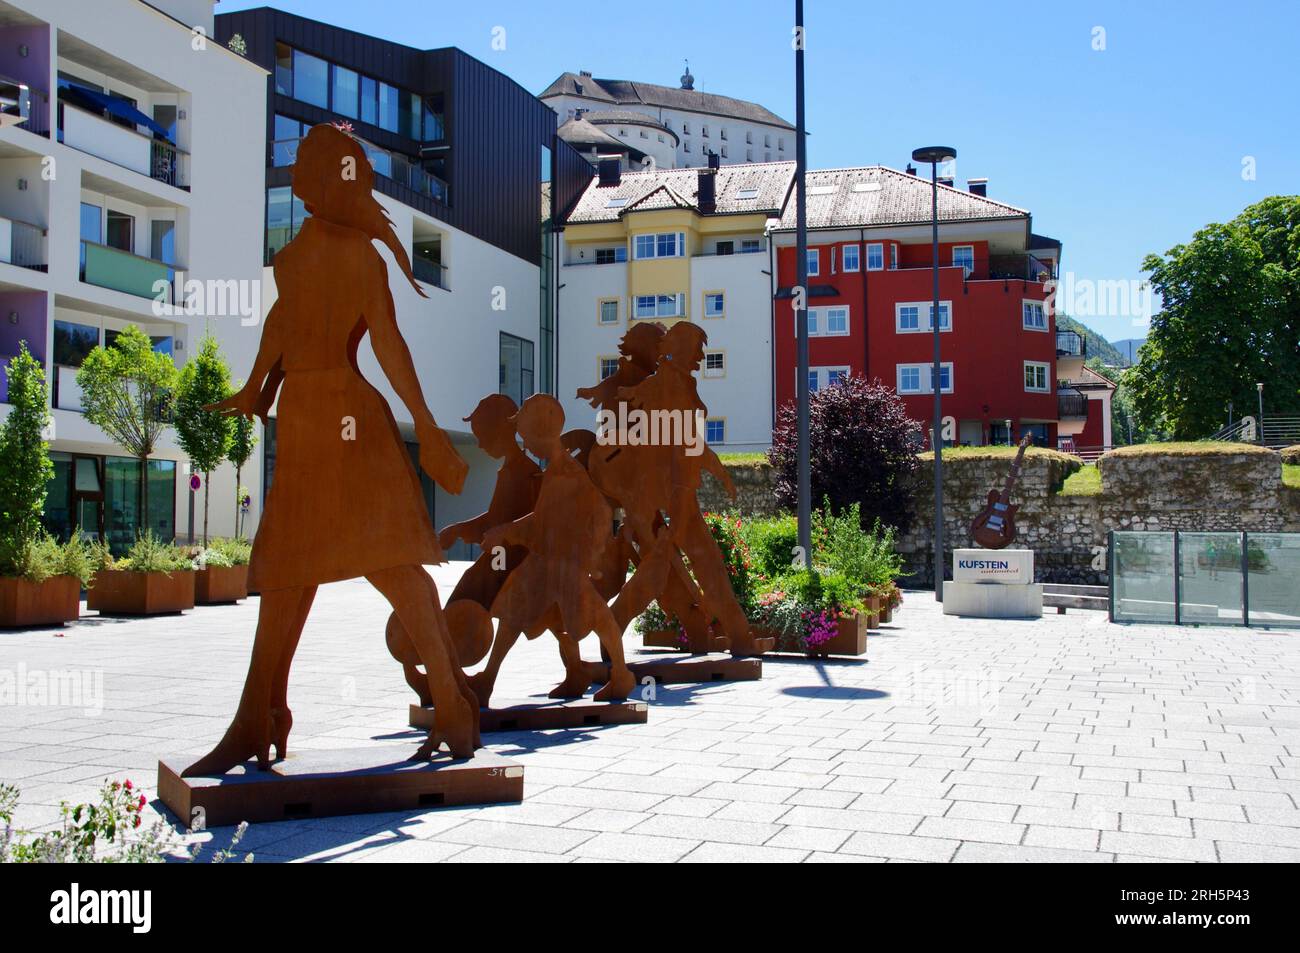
[929,162,943,601]
[794,0,811,564]
[1257,383,1264,444]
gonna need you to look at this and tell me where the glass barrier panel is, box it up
[1246,534,1300,627]
[1178,533,1245,626]
[1113,532,1176,623]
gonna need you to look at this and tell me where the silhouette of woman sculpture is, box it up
[185,123,479,776]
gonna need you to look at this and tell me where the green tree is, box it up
[175,335,234,545]
[76,325,177,538]
[226,399,257,539]
[1130,196,1299,439]
[0,344,53,571]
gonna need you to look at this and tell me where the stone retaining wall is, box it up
[701,447,1296,586]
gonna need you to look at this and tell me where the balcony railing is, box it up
[1058,389,1088,419]
[0,216,47,270]
[80,241,175,303]
[1056,329,1085,358]
[413,256,446,289]
[273,136,449,204]
[0,77,49,137]
[58,100,188,188]
[988,253,1054,282]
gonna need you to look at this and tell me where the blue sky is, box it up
[221,0,1299,342]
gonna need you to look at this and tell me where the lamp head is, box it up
[911,146,957,165]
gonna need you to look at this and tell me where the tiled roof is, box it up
[565,161,797,224]
[773,166,1029,230]
[540,72,793,130]
[557,116,626,150]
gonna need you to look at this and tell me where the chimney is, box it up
[905,163,917,176]
[579,70,592,78]
[598,155,621,186]
[698,166,717,214]
[573,107,585,121]
[707,150,721,171]
[967,177,988,197]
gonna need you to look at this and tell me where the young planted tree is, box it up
[175,335,235,546]
[768,375,922,533]
[76,324,177,539]
[227,398,257,538]
[0,344,54,572]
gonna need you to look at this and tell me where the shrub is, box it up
[112,532,194,574]
[206,536,252,567]
[0,344,53,575]
[704,513,758,619]
[740,514,800,578]
[813,501,904,590]
[7,535,97,586]
[768,375,921,533]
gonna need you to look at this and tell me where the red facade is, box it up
[773,238,1059,447]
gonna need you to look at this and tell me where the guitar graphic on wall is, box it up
[969,436,1031,550]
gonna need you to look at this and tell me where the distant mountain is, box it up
[1057,315,1130,367]
[1109,338,1147,367]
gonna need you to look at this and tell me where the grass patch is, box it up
[1103,441,1276,458]
[717,451,769,466]
[917,446,1081,465]
[1060,464,1102,496]
[1284,463,1300,489]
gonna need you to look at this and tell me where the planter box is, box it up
[195,565,248,604]
[0,575,81,628]
[760,612,869,658]
[88,570,195,615]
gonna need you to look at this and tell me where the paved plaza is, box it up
[2,563,1299,863]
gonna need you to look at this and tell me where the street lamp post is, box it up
[912,146,956,602]
[794,0,811,564]
[1257,382,1264,444]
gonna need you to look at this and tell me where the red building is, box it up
[770,167,1081,447]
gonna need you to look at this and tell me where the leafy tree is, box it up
[768,375,922,533]
[226,386,257,538]
[76,325,177,537]
[0,344,53,572]
[1130,196,1299,439]
[175,335,234,545]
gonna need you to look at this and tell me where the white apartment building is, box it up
[0,0,266,550]
[557,158,795,453]
[541,67,793,169]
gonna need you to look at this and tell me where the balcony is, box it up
[1055,329,1085,358]
[1058,388,1088,420]
[57,96,187,189]
[0,76,49,137]
[80,241,174,303]
[987,254,1055,283]
[273,136,449,205]
[412,255,446,290]
[0,216,46,271]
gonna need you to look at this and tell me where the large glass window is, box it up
[331,65,359,119]
[105,456,175,553]
[378,82,399,132]
[265,186,309,262]
[293,49,329,109]
[150,220,175,265]
[360,76,378,125]
[273,114,303,167]
[274,42,293,96]
[422,97,444,141]
[499,333,535,407]
[80,203,101,243]
[105,210,133,252]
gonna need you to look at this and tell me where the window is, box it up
[842,244,860,272]
[272,114,304,166]
[890,244,898,270]
[735,187,760,200]
[746,131,753,144]
[639,129,648,138]
[683,121,690,134]
[702,125,709,137]
[703,351,725,377]
[715,241,734,256]
[293,49,329,109]
[683,141,691,153]
[806,249,819,276]
[1023,300,1048,331]
[331,65,359,119]
[598,299,619,324]
[274,42,293,97]
[499,332,535,406]
[765,134,771,147]
[806,366,850,392]
[265,186,309,261]
[720,145,728,158]
[378,82,400,132]
[704,292,725,318]
[778,137,785,150]
[150,220,175,265]
[594,247,626,264]
[895,301,952,333]
[800,305,850,337]
[360,76,377,125]
[741,239,762,253]
[633,232,685,259]
[953,245,974,276]
[866,243,884,270]
[896,363,953,394]
[705,419,725,444]
[634,293,686,319]
[1024,361,1050,392]
[720,128,728,140]
[105,210,133,253]
[599,357,620,380]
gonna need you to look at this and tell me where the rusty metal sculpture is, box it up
[184,123,479,777]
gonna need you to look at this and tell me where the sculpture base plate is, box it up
[158,745,522,827]
[942,581,1043,618]
[596,654,762,685]
[409,698,648,732]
